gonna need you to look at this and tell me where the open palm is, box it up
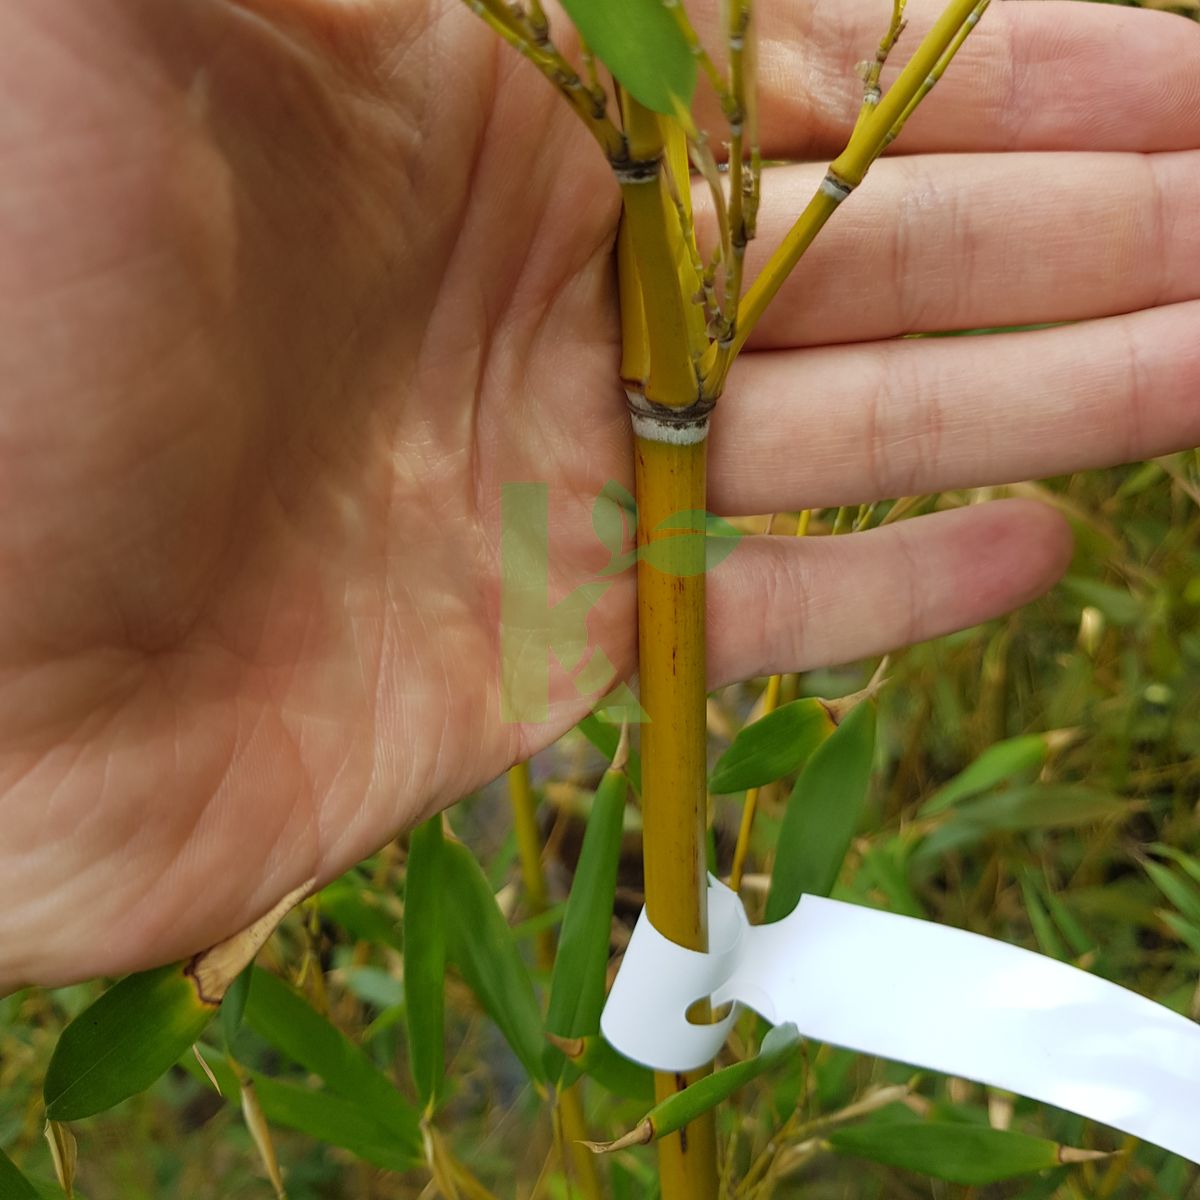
[2,0,1198,992]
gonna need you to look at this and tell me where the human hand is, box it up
[1,0,1197,991]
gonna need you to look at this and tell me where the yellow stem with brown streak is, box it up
[635,434,719,1200]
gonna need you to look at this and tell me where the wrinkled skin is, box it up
[1,0,1198,992]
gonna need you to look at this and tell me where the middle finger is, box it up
[711,150,1199,349]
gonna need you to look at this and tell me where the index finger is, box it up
[691,0,1200,158]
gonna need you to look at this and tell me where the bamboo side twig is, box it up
[465,0,626,161]
[705,0,988,392]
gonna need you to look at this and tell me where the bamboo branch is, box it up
[854,0,908,133]
[882,0,991,148]
[706,0,989,390]
[663,0,735,111]
[463,0,626,162]
[722,2,751,348]
[618,93,704,409]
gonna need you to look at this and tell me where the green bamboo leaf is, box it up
[917,785,1132,863]
[1061,576,1143,626]
[919,734,1051,816]
[963,784,1126,830]
[549,1033,655,1101]
[1143,859,1200,927]
[558,0,696,116]
[1042,886,1093,958]
[709,698,836,793]
[318,875,402,950]
[588,1024,800,1152]
[766,702,876,921]
[858,840,925,919]
[343,966,404,1009]
[1020,875,1067,960]
[44,963,217,1120]
[570,1036,655,1103]
[1159,910,1200,958]
[546,764,628,1080]
[45,879,308,1119]
[220,963,254,1052]
[244,967,418,1141]
[184,1047,420,1172]
[404,816,447,1111]
[250,1073,420,1172]
[1149,843,1200,889]
[442,837,548,1085]
[828,1121,1105,1186]
[0,1146,39,1199]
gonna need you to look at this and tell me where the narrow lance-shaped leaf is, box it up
[547,1034,655,1104]
[45,963,218,1121]
[828,1121,1108,1186]
[442,836,548,1086]
[586,1024,801,1153]
[546,758,628,1080]
[1149,843,1200,889]
[1143,856,1200,927]
[404,815,447,1112]
[916,784,1133,862]
[919,733,1053,817]
[182,1047,421,1173]
[243,967,419,1144]
[558,0,696,117]
[709,697,836,794]
[766,701,877,922]
[317,873,403,950]
[1020,875,1067,961]
[44,879,311,1120]
[220,963,254,1052]
[0,1146,39,1199]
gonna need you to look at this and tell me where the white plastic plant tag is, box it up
[600,879,1200,1163]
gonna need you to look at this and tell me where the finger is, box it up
[707,499,1070,687]
[709,300,1200,516]
[694,0,1200,159]
[698,150,1200,350]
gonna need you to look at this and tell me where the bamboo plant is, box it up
[460,0,991,1194]
[26,3,999,1196]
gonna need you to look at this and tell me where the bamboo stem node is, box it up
[626,389,714,445]
[613,155,663,185]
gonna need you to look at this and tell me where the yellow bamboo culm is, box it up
[615,85,720,1197]
[635,435,719,1200]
